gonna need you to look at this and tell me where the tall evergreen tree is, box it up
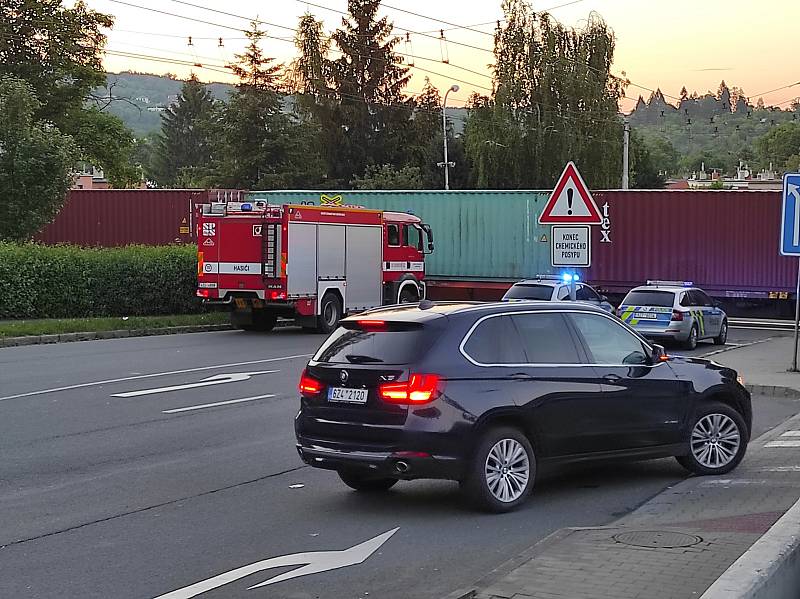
[328,0,412,185]
[213,21,322,189]
[153,75,216,186]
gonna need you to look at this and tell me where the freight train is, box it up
[36,188,797,317]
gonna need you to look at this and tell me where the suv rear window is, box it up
[622,290,675,307]
[312,323,433,365]
[503,284,553,301]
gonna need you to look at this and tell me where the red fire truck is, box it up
[195,200,434,332]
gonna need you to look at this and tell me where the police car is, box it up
[617,281,728,350]
[502,275,615,313]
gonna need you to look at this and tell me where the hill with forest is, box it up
[95,72,235,136]
[628,81,800,174]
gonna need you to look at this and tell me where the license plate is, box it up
[634,312,658,319]
[328,387,368,404]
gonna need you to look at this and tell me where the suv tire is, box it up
[675,401,747,476]
[461,427,535,513]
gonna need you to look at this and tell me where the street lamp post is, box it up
[440,84,459,190]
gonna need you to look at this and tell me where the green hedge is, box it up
[0,243,201,319]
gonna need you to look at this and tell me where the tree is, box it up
[1,0,138,187]
[755,122,800,172]
[717,80,731,112]
[153,75,216,186]
[0,0,112,125]
[464,2,625,188]
[0,77,76,241]
[70,107,139,188]
[629,130,666,188]
[213,21,322,189]
[351,164,423,189]
[328,0,412,185]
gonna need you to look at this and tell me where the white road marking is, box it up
[780,430,800,437]
[112,371,278,398]
[0,354,311,403]
[765,440,800,448]
[162,394,275,413]
[760,466,800,472]
[152,528,399,599]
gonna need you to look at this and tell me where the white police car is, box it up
[617,281,728,350]
[502,274,615,313]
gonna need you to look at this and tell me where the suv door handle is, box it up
[602,374,622,382]
[510,372,535,380]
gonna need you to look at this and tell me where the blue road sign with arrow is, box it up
[781,173,800,256]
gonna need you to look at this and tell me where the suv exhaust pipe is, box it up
[395,461,410,474]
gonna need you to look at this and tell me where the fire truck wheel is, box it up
[399,285,419,304]
[318,293,342,334]
[252,310,278,332]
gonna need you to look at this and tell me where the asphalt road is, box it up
[0,324,796,599]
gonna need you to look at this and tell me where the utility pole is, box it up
[439,84,459,190]
[622,119,630,189]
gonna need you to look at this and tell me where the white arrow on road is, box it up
[111,371,279,398]
[152,528,399,599]
[789,183,800,246]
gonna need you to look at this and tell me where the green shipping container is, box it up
[246,190,554,280]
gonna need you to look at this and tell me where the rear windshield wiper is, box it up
[345,354,384,363]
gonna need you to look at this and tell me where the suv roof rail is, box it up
[646,280,693,288]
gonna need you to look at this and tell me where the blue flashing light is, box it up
[562,273,580,283]
[241,203,253,212]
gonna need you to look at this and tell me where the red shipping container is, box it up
[34,189,243,247]
[588,190,796,298]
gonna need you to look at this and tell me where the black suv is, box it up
[295,302,751,512]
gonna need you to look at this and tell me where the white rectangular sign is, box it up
[551,225,591,267]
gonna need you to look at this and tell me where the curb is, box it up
[0,323,237,348]
[699,499,800,599]
[746,384,800,399]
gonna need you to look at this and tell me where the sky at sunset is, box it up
[85,0,800,112]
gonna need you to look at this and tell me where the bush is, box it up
[0,243,201,319]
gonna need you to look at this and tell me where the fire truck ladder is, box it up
[261,218,280,280]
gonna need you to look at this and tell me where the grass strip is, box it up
[0,312,229,338]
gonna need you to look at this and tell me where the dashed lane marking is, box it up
[765,440,800,448]
[162,394,276,414]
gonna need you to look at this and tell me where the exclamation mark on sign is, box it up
[567,188,573,215]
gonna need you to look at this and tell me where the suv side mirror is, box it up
[651,344,668,363]
[600,295,609,302]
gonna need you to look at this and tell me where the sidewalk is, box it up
[450,338,800,599]
[711,335,800,397]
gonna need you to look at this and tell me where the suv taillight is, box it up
[379,374,443,405]
[671,310,684,322]
[299,369,324,396]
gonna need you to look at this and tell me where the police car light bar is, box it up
[647,280,693,287]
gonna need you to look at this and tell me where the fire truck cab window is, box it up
[405,225,421,250]
[387,224,400,246]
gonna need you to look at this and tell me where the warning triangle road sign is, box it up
[538,161,602,225]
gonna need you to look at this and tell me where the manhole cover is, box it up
[613,531,702,549]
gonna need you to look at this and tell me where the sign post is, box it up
[539,162,601,293]
[780,173,800,371]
